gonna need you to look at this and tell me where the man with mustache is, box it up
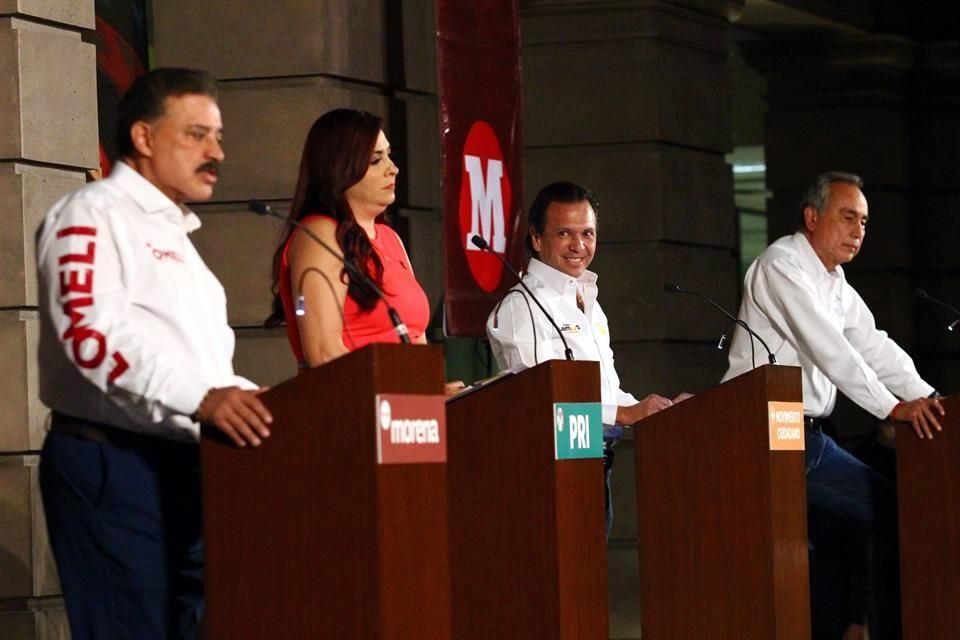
[723,172,944,640]
[36,68,272,640]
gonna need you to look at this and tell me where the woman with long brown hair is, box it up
[268,109,454,382]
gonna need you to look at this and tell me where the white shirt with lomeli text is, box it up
[36,161,254,443]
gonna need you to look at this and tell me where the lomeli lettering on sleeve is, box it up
[56,225,129,380]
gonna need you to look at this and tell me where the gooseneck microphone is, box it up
[471,235,574,361]
[915,289,960,333]
[249,201,410,344]
[664,282,777,366]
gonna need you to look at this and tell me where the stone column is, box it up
[520,1,742,636]
[742,34,960,432]
[0,1,97,638]
[151,0,442,386]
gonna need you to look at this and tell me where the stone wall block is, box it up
[233,328,298,388]
[0,18,97,167]
[0,456,57,598]
[524,145,662,238]
[212,79,387,202]
[659,148,735,246]
[152,0,386,83]
[0,599,68,640]
[398,207,443,312]
[764,105,909,193]
[847,272,915,349]
[528,144,734,246]
[0,462,32,597]
[0,19,22,156]
[521,1,729,52]
[613,341,731,401]
[0,164,85,307]
[190,206,282,328]
[0,0,94,29]
[909,109,960,190]
[0,311,44,452]
[910,193,960,270]
[394,0,437,93]
[524,38,730,150]
[593,242,738,342]
[607,544,642,639]
[391,93,441,210]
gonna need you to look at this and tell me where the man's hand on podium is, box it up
[890,396,945,440]
[445,381,466,397]
[196,386,273,447]
[618,394,674,426]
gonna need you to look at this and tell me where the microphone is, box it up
[471,234,574,361]
[249,201,410,344]
[915,289,960,333]
[664,282,777,365]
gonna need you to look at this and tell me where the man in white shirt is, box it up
[723,172,944,640]
[36,68,272,640]
[487,181,684,538]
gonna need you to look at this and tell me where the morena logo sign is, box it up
[459,120,512,293]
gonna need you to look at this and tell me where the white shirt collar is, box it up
[525,257,598,294]
[109,161,202,233]
[793,231,842,281]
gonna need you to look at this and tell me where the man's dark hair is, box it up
[526,181,600,256]
[115,68,218,158]
[798,171,864,228]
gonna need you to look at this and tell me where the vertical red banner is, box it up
[437,0,526,337]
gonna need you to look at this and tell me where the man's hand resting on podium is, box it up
[617,392,693,426]
[890,396,945,440]
[196,386,273,447]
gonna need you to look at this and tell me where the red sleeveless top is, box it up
[278,215,430,366]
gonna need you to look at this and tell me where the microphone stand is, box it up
[471,235,574,361]
[664,282,776,365]
[249,201,410,344]
[915,289,960,334]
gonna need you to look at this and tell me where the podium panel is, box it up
[202,344,450,640]
[634,364,810,639]
[446,360,608,640]
[897,393,960,639]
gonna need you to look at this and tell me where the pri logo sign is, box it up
[459,120,513,292]
[552,402,603,461]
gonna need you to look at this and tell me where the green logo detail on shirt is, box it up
[553,402,603,460]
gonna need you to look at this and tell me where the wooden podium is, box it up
[446,360,609,639]
[201,344,450,639]
[633,364,810,639]
[897,393,959,639]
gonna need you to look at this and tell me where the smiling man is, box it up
[36,68,272,640]
[723,171,944,640]
[486,181,684,538]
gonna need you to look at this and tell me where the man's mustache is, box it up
[197,161,220,174]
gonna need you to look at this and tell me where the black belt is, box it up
[805,416,834,431]
[49,412,191,453]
